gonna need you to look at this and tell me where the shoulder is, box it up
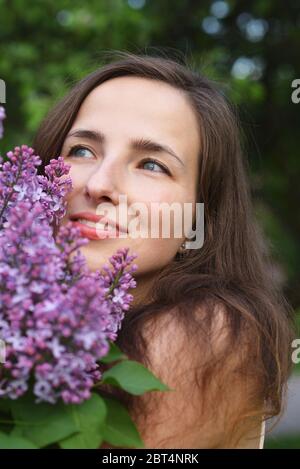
[128,302,265,448]
[142,301,230,375]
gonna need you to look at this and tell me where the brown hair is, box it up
[33,51,296,447]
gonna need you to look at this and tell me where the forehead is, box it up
[74,76,201,166]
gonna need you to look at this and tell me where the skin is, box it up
[58,76,200,305]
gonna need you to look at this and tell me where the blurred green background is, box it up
[0,0,299,448]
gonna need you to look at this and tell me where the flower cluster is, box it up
[0,134,137,404]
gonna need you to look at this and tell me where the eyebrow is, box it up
[66,129,185,167]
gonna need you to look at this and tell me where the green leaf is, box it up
[99,341,128,364]
[0,431,38,449]
[9,426,25,438]
[101,360,173,395]
[59,393,107,449]
[0,398,10,414]
[10,394,78,448]
[101,396,144,448]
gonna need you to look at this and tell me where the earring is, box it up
[178,240,187,254]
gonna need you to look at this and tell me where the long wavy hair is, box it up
[33,51,296,447]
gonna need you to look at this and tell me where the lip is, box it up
[69,211,128,240]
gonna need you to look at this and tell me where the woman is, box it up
[33,51,295,449]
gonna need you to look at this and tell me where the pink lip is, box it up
[69,211,127,240]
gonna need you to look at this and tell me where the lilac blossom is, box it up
[0,138,137,404]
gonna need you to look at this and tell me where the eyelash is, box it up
[66,145,171,176]
[139,158,171,175]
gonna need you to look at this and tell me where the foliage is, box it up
[265,433,300,449]
[0,341,171,448]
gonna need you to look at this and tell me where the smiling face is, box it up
[59,76,200,304]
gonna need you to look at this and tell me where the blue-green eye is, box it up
[67,145,94,159]
[140,158,171,175]
[66,146,171,175]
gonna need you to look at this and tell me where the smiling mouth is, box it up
[75,218,110,229]
[70,219,125,240]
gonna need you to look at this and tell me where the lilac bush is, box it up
[0,112,138,405]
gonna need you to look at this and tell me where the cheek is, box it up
[136,185,173,204]
[135,187,194,239]
[60,165,85,201]
[67,164,83,186]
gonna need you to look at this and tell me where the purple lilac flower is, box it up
[0,143,138,404]
[0,145,72,231]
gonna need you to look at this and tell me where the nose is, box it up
[84,158,122,206]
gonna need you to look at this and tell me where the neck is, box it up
[129,273,157,308]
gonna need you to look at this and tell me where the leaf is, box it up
[0,431,38,449]
[101,360,173,395]
[0,398,10,414]
[101,396,144,448]
[9,426,25,437]
[10,394,78,448]
[59,393,107,449]
[99,341,128,364]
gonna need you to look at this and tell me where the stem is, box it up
[107,268,124,296]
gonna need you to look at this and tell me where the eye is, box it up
[139,158,171,175]
[66,145,94,159]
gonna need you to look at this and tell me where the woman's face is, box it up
[59,76,200,303]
